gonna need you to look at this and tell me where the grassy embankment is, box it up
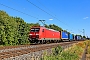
[86,40,90,60]
[42,40,89,60]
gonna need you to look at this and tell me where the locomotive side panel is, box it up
[41,28,60,40]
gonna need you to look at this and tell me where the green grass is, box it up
[42,41,88,60]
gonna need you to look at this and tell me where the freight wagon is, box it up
[61,32,74,41]
[61,31,69,40]
[75,35,82,40]
[60,31,70,41]
[68,33,74,41]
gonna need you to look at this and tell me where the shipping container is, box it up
[61,31,69,39]
[68,33,74,40]
[77,36,81,40]
[75,35,81,40]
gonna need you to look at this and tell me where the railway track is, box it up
[0,41,83,60]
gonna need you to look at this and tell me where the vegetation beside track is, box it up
[86,40,90,60]
[42,40,88,60]
[0,10,63,46]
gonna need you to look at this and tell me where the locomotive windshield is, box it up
[30,28,40,32]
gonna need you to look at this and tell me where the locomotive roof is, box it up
[31,26,59,32]
[45,28,59,32]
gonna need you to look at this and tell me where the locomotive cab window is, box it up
[35,28,40,32]
[30,29,35,32]
[30,28,40,32]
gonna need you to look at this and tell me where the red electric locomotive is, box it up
[28,26,61,43]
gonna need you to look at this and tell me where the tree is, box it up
[83,36,86,38]
[45,24,63,31]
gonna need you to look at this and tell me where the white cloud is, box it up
[86,17,89,18]
[83,17,89,19]
[49,18,53,20]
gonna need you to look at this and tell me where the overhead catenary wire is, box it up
[26,0,73,28]
[8,0,54,26]
[8,0,37,16]
[8,0,71,28]
[8,0,49,26]
[36,0,71,29]
[0,3,38,19]
[36,1,73,28]
[1,1,73,32]
[8,0,46,26]
[36,0,56,17]
[0,2,49,27]
[26,0,74,33]
[0,1,83,35]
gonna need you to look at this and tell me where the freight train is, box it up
[28,26,83,44]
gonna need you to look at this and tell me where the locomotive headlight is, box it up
[29,34,32,35]
[36,34,39,35]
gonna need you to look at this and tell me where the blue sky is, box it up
[0,0,90,37]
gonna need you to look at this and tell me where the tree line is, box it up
[0,10,63,46]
